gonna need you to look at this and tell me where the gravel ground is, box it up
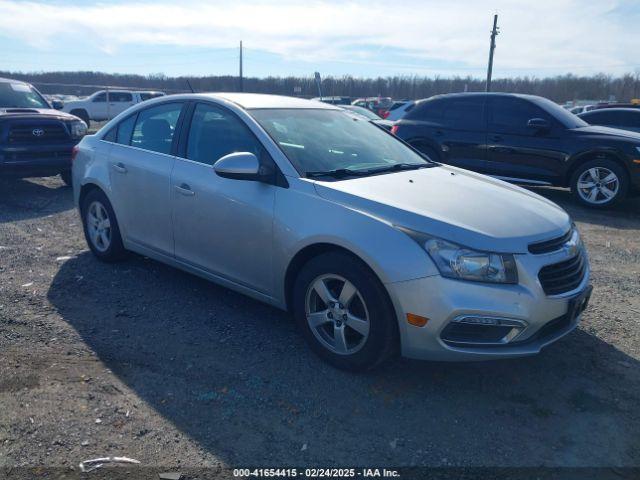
[0,176,639,473]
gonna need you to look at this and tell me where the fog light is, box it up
[441,315,527,346]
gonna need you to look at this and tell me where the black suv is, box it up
[392,92,640,207]
[0,78,87,185]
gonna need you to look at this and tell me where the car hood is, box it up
[313,165,571,253]
[571,124,640,141]
[0,108,80,122]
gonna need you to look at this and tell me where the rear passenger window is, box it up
[405,99,445,121]
[131,103,183,154]
[111,92,133,102]
[116,115,136,145]
[441,97,485,130]
[186,103,262,165]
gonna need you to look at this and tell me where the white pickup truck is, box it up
[62,90,165,126]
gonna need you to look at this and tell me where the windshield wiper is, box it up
[306,168,375,179]
[306,163,432,179]
[367,163,432,174]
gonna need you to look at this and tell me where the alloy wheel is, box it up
[86,201,112,252]
[305,274,370,355]
[577,167,619,205]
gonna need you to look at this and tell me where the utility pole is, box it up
[486,14,499,92]
[239,40,244,92]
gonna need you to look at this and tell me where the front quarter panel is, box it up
[272,177,439,307]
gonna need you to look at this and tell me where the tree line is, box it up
[2,70,640,103]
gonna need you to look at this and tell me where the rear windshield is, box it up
[0,82,49,109]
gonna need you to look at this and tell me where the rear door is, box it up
[107,91,136,119]
[108,101,185,255]
[485,96,566,183]
[406,96,487,171]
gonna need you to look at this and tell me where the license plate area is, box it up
[568,285,592,321]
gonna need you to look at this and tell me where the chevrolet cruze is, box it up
[72,93,592,371]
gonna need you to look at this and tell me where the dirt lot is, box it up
[0,176,639,473]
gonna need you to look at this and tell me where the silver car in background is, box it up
[72,93,592,371]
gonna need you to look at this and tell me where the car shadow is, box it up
[526,186,640,229]
[0,177,73,223]
[47,252,640,466]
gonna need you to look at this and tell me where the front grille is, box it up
[8,124,69,143]
[538,251,586,295]
[529,229,573,254]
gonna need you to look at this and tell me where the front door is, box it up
[485,96,567,183]
[171,102,276,295]
[108,102,185,255]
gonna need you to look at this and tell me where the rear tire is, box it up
[292,252,398,371]
[81,189,127,262]
[570,157,628,208]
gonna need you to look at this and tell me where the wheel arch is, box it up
[283,243,386,313]
[565,149,631,187]
[405,136,442,160]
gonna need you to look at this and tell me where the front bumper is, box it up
[387,251,591,361]
[0,142,77,177]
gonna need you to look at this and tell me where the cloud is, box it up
[0,0,638,75]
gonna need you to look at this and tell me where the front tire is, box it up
[81,189,126,262]
[292,252,398,371]
[570,158,628,208]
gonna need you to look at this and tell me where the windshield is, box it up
[250,109,429,178]
[341,105,380,120]
[0,82,49,109]
[537,97,589,128]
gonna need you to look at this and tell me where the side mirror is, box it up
[51,99,64,110]
[527,118,550,132]
[213,152,264,181]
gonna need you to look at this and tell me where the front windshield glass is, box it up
[250,108,429,177]
[0,82,49,108]
[537,97,589,128]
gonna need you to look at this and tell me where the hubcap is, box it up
[577,167,619,205]
[305,274,370,355]
[86,201,111,252]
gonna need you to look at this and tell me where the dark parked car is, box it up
[0,78,86,185]
[578,108,640,133]
[392,92,640,207]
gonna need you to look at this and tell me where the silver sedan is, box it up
[72,93,592,371]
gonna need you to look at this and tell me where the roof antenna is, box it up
[186,79,195,93]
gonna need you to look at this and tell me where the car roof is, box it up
[201,93,340,110]
[0,77,30,86]
[579,108,640,114]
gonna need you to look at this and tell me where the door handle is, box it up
[434,130,444,136]
[175,183,195,196]
[112,162,127,173]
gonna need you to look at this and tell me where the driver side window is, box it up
[186,103,262,166]
[489,97,553,135]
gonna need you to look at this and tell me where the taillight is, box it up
[380,110,390,119]
[390,125,399,135]
[71,145,79,162]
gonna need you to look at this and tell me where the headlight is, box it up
[398,227,518,284]
[69,120,87,139]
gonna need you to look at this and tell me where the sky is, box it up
[0,0,639,79]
